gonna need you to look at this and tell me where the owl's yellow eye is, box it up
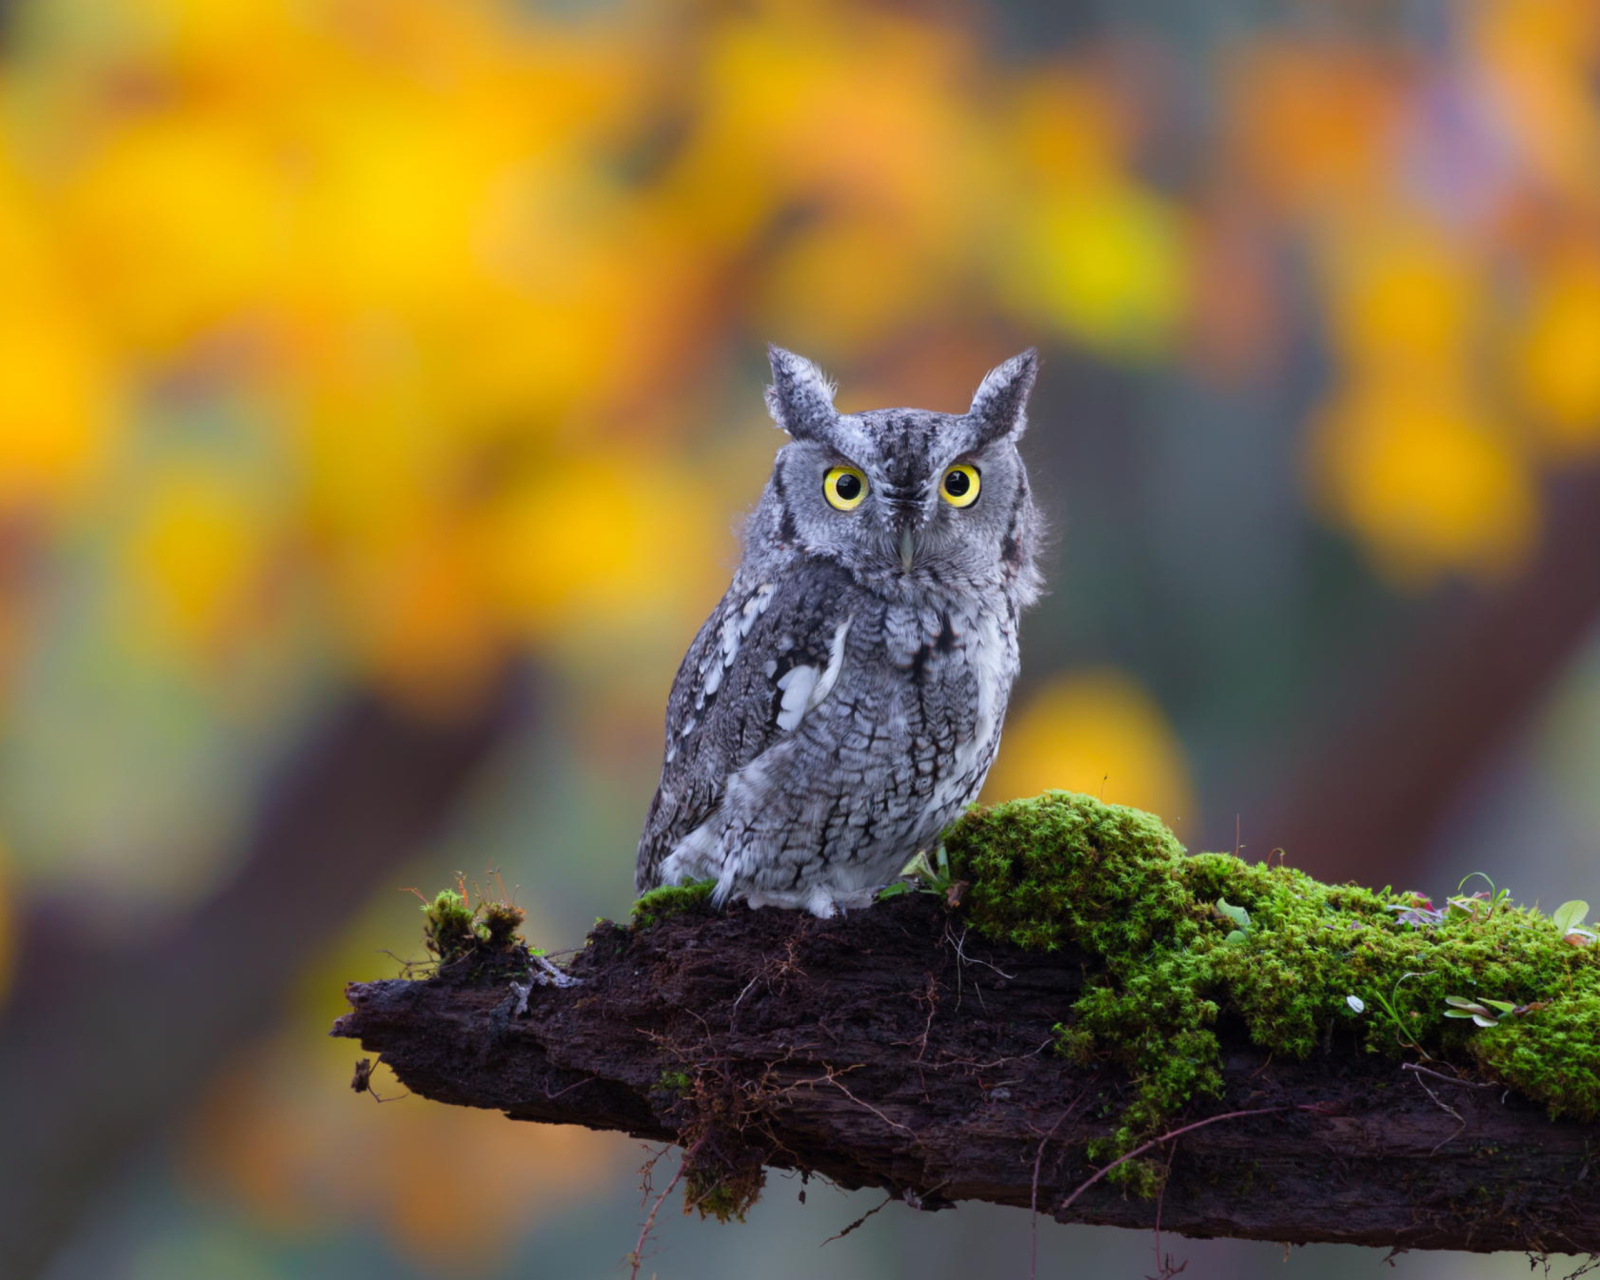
[940,463,980,508]
[823,466,868,511]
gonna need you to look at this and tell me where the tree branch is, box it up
[332,895,1600,1257]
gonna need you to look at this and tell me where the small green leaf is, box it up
[874,882,912,901]
[1471,1013,1499,1028]
[1443,1009,1479,1019]
[1552,900,1590,935]
[898,850,936,880]
[1480,998,1516,1014]
[1216,898,1251,930]
[1225,929,1248,945]
[1444,996,1478,1009]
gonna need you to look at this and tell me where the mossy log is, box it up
[334,889,1600,1256]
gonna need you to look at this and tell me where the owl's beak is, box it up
[899,524,918,573]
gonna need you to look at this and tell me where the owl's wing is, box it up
[635,563,857,890]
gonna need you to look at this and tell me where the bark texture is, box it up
[332,894,1600,1256]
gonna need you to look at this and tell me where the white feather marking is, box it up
[774,665,818,732]
[929,610,1009,812]
[696,585,773,709]
[701,658,726,700]
[774,617,852,732]
[810,617,852,707]
[739,582,774,636]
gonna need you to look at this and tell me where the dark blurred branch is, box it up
[335,897,1600,1256]
[0,664,530,1280]
[1257,461,1600,882]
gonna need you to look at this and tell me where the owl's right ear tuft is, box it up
[765,346,839,440]
[968,348,1039,444]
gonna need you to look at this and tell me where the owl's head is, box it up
[754,346,1043,606]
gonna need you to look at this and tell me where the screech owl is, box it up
[635,346,1043,917]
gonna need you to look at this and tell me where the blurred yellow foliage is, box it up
[2,0,1579,715]
[487,450,723,648]
[1311,377,1537,586]
[56,111,290,355]
[0,0,1221,713]
[124,462,277,659]
[1323,221,1485,378]
[0,154,119,517]
[1512,246,1600,454]
[1002,174,1186,361]
[983,668,1195,836]
[1000,73,1185,360]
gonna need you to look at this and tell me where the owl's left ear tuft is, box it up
[968,348,1038,443]
[765,346,839,441]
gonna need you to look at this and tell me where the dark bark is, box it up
[333,894,1600,1256]
[0,664,531,1280]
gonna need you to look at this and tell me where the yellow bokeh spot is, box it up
[0,158,120,516]
[487,452,722,649]
[1322,220,1483,375]
[54,112,291,354]
[124,464,272,659]
[1311,377,1537,586]
[984,668,1195,835]
[1002,176,1186,361]
[0,298,117,515]
[1512,250,1600,455]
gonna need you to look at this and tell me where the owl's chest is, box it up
[871,601,1016,742]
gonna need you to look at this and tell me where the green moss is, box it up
[1469,997,1600,1119]
[687,1171,763,1223]
[419,886,529,971]
[632,879,716,929]
[421,889,478,965]
[945,790,1600,1186]
[657,1069,694,1097]
[479,900,527,949]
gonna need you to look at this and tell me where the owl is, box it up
[635,346,1043,917]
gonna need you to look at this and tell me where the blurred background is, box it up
[3,0,1600,1276]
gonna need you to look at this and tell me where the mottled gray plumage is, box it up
[636,346,1044,916]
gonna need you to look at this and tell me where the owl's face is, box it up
[756,347,1042,604]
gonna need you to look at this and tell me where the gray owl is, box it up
[635,346,1043,917]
